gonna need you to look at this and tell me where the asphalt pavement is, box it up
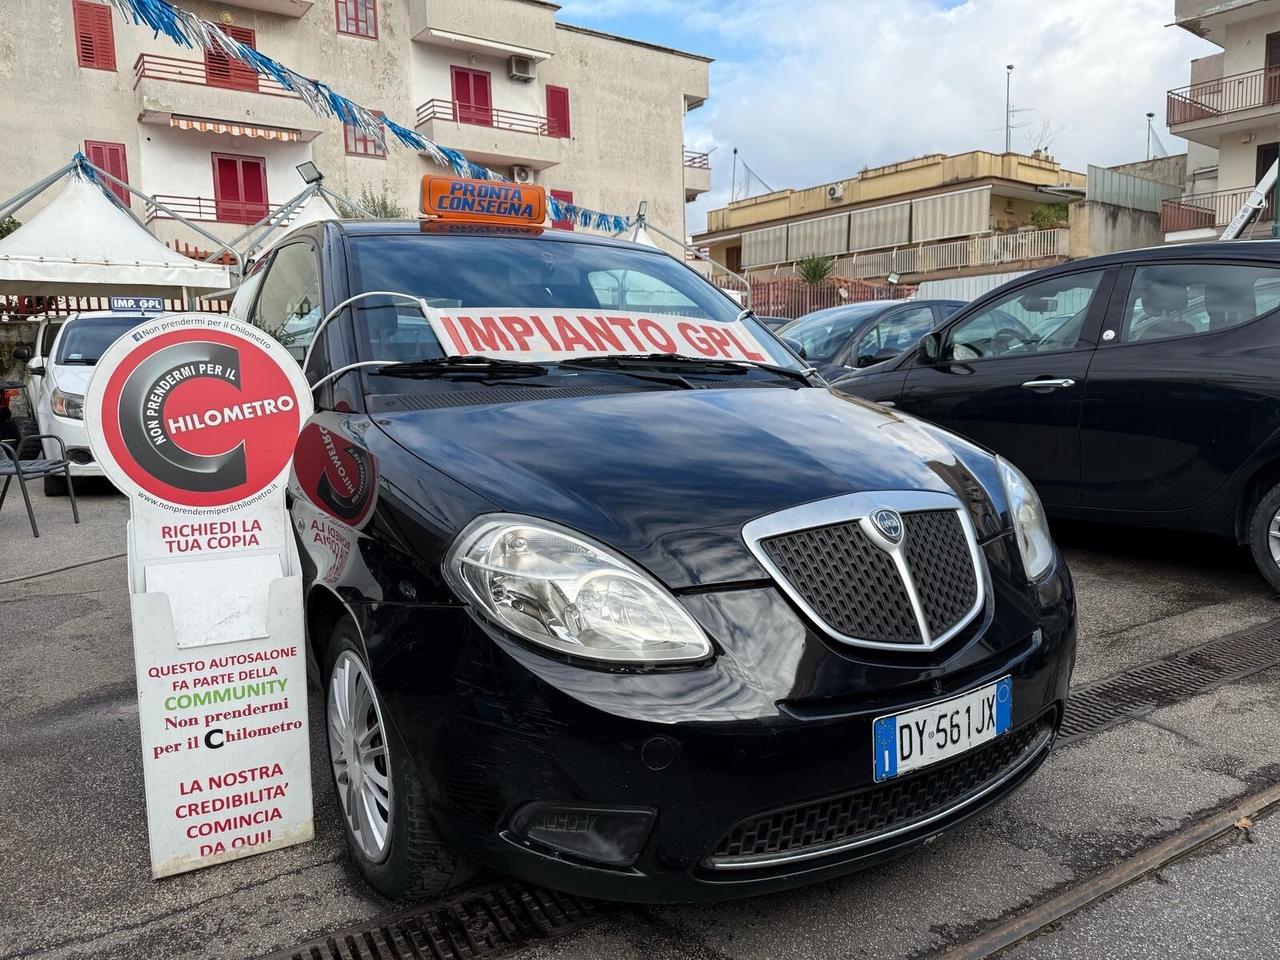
[2,488,1279,960]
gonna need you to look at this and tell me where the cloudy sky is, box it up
[556,0,1218,236]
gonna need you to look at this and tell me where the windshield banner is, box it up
[426,309,772,364]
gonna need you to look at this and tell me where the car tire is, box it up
[43,474,67,497]
[1247,483,1280,592]
[324,618,475,900]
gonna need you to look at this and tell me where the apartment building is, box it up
[691,150,1090,286]
[0,0,710,256]
[1163,0,1280,240]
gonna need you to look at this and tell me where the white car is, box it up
[24,311,156,495]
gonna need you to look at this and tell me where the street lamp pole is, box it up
[1146,112,1155,161]
[1005,64,1014,153]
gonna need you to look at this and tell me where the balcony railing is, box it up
[1167,66,1280,126]
[145,194,297,227]
[814,228,1069,281]
[133,53,298,99]
[683,150,711,170]
[1161,188,1273,233]
[415,98,564,137]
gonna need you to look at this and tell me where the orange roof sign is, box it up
[420,175,547,225]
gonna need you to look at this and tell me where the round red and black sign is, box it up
[86,319,312,509]
[292,422,378,529]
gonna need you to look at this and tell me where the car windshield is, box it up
[779,304,886,363]
[345,234,803,371]
[54,315,150,365]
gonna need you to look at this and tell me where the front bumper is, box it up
[365,543,1075,903]
[34,411,99,476]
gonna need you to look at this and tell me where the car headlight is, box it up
[51,388,84,420]
[997,456,1054,581]
[444,515,711,664]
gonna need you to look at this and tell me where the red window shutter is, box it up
[550,189,574,231]
[84,140,129,205]
[73,1,116,71]
[451,67,493,126]
[546,86,570,138]
[212,154,269,225]
[205,26,258,92]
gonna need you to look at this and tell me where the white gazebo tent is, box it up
[0,169,230,299]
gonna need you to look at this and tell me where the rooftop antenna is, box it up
[1000,63,1034,153]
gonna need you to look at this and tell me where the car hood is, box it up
[375,385,996,588]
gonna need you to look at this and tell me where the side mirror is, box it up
[917,332,943,364]
[11,344,32,362]
[27,361,45,376]
[782,337,807,360]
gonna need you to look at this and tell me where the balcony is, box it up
[409,0,555,59]
[1167,66,1280,146]
[822,228,1070,282]
[133,54,324,140]
[144,195,301,227]
[1162,188,1271,236]
[415,98,568,171]
[214,0,314,15]
[684,149,711,201]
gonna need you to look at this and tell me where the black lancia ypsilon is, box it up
[243,212,1075,902]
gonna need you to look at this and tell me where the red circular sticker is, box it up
[93,325,306,508]
[292,422,378,529]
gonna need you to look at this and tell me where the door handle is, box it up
[1021,378,1076,390]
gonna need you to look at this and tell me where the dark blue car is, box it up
[779,299,964,377]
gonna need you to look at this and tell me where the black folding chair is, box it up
[0,433,79,538]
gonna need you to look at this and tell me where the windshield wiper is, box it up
[375,356,550,379]
[561,353,816,386]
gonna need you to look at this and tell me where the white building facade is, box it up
[1164,0,1280,241]
[0,0,710,256]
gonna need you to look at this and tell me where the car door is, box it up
[1080,260,1280,514]
[897,268,1116,507]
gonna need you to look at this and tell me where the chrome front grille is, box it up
[743,491,986,652]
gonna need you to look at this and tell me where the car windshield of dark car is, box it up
[778,305,884,363]
[346,234,802,371]
[54,316,150,364]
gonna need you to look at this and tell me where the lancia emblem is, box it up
[871,508,903,543]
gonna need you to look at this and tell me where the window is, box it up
[550,189,574,230]
[248,243,321,364]
[336,0,377,38]
[781,304,886,365]
[944,271,1104,361]
[73,0,115,71]
[587,269,701,315]
[451,67,492,126]
[345,112,385,157]
[853,306,934,366]
[205,25,258,92]
[1120,263,1280,344]
[212,153,269,225]
[546,85,570,138]
[84,140,129,206]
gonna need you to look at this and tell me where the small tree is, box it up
[337,184,407,219]
[796,254,835,286]
[1030,202,1069,230]
[0,216,20,240]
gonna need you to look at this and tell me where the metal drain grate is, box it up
[259,882,600,960]
[1059,615,1280,745]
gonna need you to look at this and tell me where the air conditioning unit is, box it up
[826,183,844,201]
[508,55,536,82]
[510,165,534,184]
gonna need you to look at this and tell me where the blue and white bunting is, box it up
[105,0,633,233]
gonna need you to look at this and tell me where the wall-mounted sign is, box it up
[85,313,315,878]
[109,296,166,313]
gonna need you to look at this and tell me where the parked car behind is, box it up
[779,299,964,377]
[22,311,154,494]
[833,241,1280,588]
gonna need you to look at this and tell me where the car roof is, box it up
[60,310,158,323]
[321,218,663,254]
[1014,239,1280,278]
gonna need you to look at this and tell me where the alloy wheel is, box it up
[1269,509,1280,567]
[328,650,394,861]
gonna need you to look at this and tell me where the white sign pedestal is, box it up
[85,312,316,878]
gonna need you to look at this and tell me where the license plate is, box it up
[872,676,1012,782]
